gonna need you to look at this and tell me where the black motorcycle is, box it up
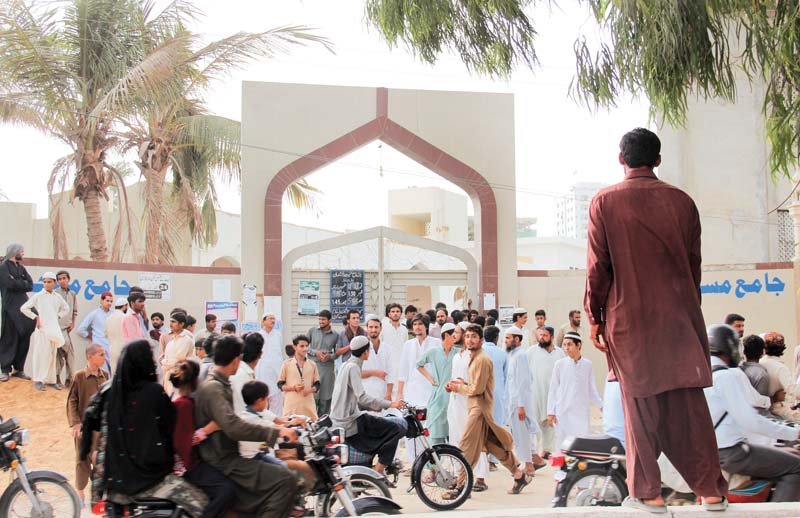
[103,422,401,517]
[401,405,473,511]
[0,415,81,517]
[551,435,628,507]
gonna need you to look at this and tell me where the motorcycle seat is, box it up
[564,435,625,455]
[0,417,18,434]
[131,498,177,509]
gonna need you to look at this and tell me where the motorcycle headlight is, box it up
[15,429,29,446]
[336,444,349,465]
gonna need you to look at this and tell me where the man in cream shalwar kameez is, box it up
[504,327,540,474]
[447,324,530,495]
[398,315,439,464]
[546,332,603,452]
[20,272,68,390]
[528,326,565,459]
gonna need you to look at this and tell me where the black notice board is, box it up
[330,270,365,321]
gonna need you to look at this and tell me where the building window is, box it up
[777,209,796,261]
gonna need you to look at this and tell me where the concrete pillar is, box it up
[790,195,800,352]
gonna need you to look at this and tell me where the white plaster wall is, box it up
[659,71,796,264]
[388,187,469,241]
[240,82,378,289]
[387,88,517,302]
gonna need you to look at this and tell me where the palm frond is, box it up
[286,179,321,215]
[0,92,65,139]
[175,113,240,182]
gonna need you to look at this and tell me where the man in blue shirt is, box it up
[77,292,113,358]
[704,324,800,505]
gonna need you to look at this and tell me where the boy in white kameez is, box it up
[546,332,603,452]
[504,327,541,477]
[20,272,68,391]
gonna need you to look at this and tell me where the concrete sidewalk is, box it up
[402,503,800,517]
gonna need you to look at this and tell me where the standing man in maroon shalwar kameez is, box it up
[584,128,728,513]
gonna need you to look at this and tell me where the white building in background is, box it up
[555,182,607,240]
[388,187,469,242]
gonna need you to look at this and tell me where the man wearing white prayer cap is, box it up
[510,307,531,349]
[20,271,68,390]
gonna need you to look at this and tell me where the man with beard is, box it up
[55,270,78,388]
[309,310,339,416]
[428,308,448,339]
[504,327,539,477]
[527,326,564,465]
[361,314,395,402]
[555,310,582,348]
[337,309,365,362]
[380,303,407,397]
[445,324,530,495]
[0,243,34,382]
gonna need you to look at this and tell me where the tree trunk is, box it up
[143,166,166,264]
[83,188,109,262]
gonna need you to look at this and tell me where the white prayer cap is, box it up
[563,331,582,343]
[41,271,57,281]
[505,327,524,337]
[458,321,471,330]
[513,307,527,314]
[350,335,370,356]
[262,312,275,321]
[365,313,382,323]
[114,297,128,308]
[441,322,456,334]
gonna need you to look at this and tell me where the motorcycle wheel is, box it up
[333,501,401,516]
[322,473,391,516]
[412,445,473,511]
[559,467,627,507]
[0,474,81,518]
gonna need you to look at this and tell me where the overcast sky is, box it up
[0,0,649,235]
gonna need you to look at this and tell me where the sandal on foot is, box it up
[441,487,464,500]
[622,496,668,514]
[473,480,488,492]
[507,473,532,495]
[533,461,548,471]
[702,496,728,512]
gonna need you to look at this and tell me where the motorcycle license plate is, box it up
[553,470,567,482]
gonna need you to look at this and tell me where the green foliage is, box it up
[365,0,538,76]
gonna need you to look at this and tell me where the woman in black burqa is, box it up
[102,339,206,515]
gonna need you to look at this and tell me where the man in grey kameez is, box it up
[195,335,299,517]
[309,309,339,416]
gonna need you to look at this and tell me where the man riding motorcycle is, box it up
[704,324,800,503]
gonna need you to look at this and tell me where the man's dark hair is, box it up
[451,310,463,323]
[568,309,581,318]
[220,321,236,333]
[346,309,360,320]
[170,307,188,317]
[484,325,500,344]
[404,304,417,315]
[512,310,527,323]
[242,380,269,405]
[56,270,70,280]
[318,309,332,320]
[765,334,786,357]
[205,313,217,323]
[214,335,243,366]
[475,316,486,327]
[487,309,499,320]
[151,312,164,321]
[127,292,146,304]
[242,332,265,363]
[436,308,448,318]
[385,302,402,316]
[203,334,218,357]
[186,315,197,327]
[742,335,765,362]
[171,312,187,326]
[486,316,496,326]
[724,313,745,326]
[435,302,447,310]
[194,337,206,350]
[465,324,483,339]
[620,127,661,168]
[410,314,430,329]
[293,334,310,346]
[425,309,436,321]
[534,309,546,318]
[129,285,144,294]
[285,344,295,357]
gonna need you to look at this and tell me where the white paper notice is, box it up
[483,292,496,311]
[242,284,258,323]
[212,279,231,301]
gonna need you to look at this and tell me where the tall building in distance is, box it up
[556,182,607,240]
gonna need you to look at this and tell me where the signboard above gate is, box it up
[330,270,365,321]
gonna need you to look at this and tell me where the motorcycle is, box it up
[551,432,800,507]
[100,419,400,517]
[0,415,81,517]
[401,405,473,511]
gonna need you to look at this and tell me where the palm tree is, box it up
[0,0,194,261]
[117,19,328,264]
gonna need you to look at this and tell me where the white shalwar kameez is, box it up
[21,290,68,383]
[447,348,489,478]
[528,344,565,453]
[361,340,395,403]
[399,335,439,463]
[547,356,603,452]
[256,328,285,416]
[505,346,540,461]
